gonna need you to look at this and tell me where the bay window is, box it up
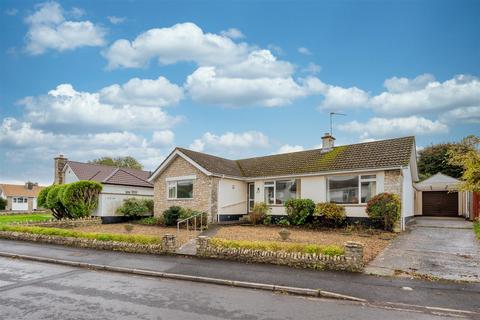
[167,180,193,199]
[264,180,297,205]
[328,174,377,204]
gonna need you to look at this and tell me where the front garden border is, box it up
[196,236,364,272]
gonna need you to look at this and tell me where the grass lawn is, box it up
[73,223,194,246]
[213,225,395,263]
[0,213,53,225]
[474,221,480,240]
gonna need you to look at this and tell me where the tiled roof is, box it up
[66,161,153,188]
[176,136,415,178]
[0,184,45,197]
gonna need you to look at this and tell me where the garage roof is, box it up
[415,172,460,191]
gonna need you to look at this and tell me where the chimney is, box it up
[25,182,33,190]
[54,154,68,184]
[321,133,335,151]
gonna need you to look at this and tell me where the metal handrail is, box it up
[177,211,204,235]
[220,200,247,209]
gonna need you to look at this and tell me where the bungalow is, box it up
[149,134,419,230]
[0,182,45,211]
[54,155,153,218]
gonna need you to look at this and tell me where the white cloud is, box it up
[103,22,249,69]
[220,28,245,39]
[99,76,183,107]
[371,74,480,116]
[339,116,449,139]
[277,144,304,154]
[439,106,480,124]
[107,16,125,25]
[69,7,85,18]
[319,85,370,110]
[185,66,307,107]
[189,131,270,153]
[303,62,321,74]
[25,1,105,55]
[150,130,174,147]
[298,47,312,55]
[19,83,181,131]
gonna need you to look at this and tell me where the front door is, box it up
[247,183,255,212]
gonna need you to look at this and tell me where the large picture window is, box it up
[167,180,193,199]
[264,180,297,205]
[328,174,377,204]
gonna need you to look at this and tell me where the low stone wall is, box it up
[0,210,50,216]
[0,231,177,255]
[196,236,364,272]
[13,217,101,228]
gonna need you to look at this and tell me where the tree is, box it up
[45,184,72,219]
[61,181,103,218]
[89,156,143,170]
[0,198,7,210]
[418,139,474,180]
[447,135,480,192]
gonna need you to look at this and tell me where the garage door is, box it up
[422,191,458,217]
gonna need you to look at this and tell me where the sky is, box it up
[0,0,479,185]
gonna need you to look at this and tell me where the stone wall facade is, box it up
[0,231,177,254]
[153,156,218,221]
[384,169,402,197]
[196,236,364,272]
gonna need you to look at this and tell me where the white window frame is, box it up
[264,179,297,205]
[167,179,194,200]
[327,174,377,205]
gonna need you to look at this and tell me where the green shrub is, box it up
[263,215,272,225]
[45,185,72,219]
[284,198,315,225]
[314,202,346,228]
[249,202,268,225]
[136,216,165,226]
[209,238,344,256]
[178,207,207,227]
[37,185,53,208]
[163,206,182,226]
[277,218,290,226]
[366,193,401,231]
[0,225,162,245]
[116,198,152,218]
[0,197,7,210]
[474,220,480,240]
[61,181,102,218]
[144,199,154,214]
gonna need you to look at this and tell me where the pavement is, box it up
[366,217,480,282]
[0,239,479,314]
[0,257,459,320]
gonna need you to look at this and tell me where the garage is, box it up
[422,191,458,217]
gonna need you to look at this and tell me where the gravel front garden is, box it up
[213,225,395,263]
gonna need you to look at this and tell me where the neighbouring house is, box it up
[414,172,477,220]
[54,155,153,218]
[149,134,419,230]
[0,182,45,211]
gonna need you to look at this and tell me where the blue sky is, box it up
[0,0,479,184]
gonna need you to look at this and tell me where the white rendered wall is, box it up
[63,165,80,183]
[94,184,154,216]
[218,178,247,215]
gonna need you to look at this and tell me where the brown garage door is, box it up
[422,191,458,217]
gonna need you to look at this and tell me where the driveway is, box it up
[366,217,480,282]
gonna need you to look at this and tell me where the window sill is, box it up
[167,198,194,201]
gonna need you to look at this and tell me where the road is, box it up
[0,256,463,320]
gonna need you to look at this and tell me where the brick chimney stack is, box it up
[54,155,68,184]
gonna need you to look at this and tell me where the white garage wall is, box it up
[95,184,154,216]
[63,165,80,183]
[218,178,247,215]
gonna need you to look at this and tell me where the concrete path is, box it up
[175,224,221,255]
[366,217,480,282]
[0,239,479,313]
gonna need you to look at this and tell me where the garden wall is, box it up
[196,236,364,272]
[14,217,102,228]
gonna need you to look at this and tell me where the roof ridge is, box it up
[67,160,149,174]
[105,168,151,184]
[102,167,120,183]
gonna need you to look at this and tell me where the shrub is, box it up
[366,193,401,231]
[263,216,272,225]
[249,202,268,225]
[136,216,165,226]
[116,198,152,218]
[163,206,182,226]
[314,202,346,228]
[178,207,207,228]
[144,199,154,214]
[473,219,480,240]
[0,197,7,210]
[45,185,72,219]
[61,181,102,218]
[37,185,53,209]
[284,198,315,225]
[209,238,344,256]
[277,218,290,226]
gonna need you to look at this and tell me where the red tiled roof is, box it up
[66,161,153,188]
[0,184,45,197]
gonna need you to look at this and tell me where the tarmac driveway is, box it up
[366,217,480,282]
